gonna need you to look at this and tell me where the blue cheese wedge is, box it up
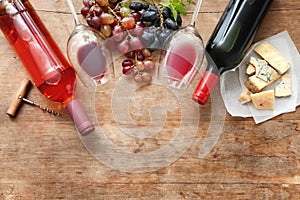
[249,56,268,68]
[254,42,291,74]
[249,57,281,83]
[250,90,275,110]
[275,72,292,97]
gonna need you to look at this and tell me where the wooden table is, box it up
[1,0,300,199]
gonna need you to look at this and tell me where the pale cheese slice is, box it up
[249,57,281,83]
[245,75,269,93]
[251,90,275,110]
[254,42,291,74]
[239,89,252,104]
[275,72,292,97]
[246,63,256,76]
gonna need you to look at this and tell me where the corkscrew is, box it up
[6,78,61,117]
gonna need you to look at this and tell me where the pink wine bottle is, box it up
[192,0,273,104]
[0,0,94,135]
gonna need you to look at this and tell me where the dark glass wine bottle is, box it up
[192,0,273,105]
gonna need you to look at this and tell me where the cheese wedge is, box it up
[249,57,281,83]
[239,89,252,104]
[275,72,292,97]
[251,90,275,110]
[245,75,269,93]
[254,42,291,74]
[249,56,268,69]
[246,63,256,76]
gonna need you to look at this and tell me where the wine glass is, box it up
[66,0,113,88]
[159,0,205,89]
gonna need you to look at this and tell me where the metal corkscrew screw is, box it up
[6,78,61,117]
[17,95,60,116]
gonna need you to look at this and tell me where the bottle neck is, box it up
[192,53,220,105]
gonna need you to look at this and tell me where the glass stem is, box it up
[190,0,203,27]
[67,0,80,26]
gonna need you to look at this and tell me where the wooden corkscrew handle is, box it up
[6,78,32,117]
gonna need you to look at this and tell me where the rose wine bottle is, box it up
[192,0,273,104]
[0,0,94,135]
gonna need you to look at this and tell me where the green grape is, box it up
[120,7,131,17]
[121,0,131,8]
[101,25,112,38]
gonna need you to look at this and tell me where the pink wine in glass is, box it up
[77,41,108,83]
[166,42,197,81]
[161,30,202,89]
[0,0,94,135]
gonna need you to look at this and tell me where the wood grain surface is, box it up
[1,0,300,199]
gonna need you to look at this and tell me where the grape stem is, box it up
[108,6,119,22]
[151,0,165,27]
[107,6,133,40]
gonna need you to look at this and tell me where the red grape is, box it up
[132,25,144,36]
[141,48,152,58]
[81,7,90,17]
[125,51,135,58]
[90,16,102,29]
[129,37,143,51]
[122,66,134,75]
[118,40,130,55]
[93,5,102,16]
[132,12,141,22]
[100,13,115,25]
[136,53,145,61]
[96,0,109,7]
[83,0,89,7]
[122,59,134,67]
[112,16,121,26]
[83,0,94,8]
[112,25,126,42]
[121,16,136,29]
[143,59,155,71]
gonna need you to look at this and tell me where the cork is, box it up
[6,78,32,117]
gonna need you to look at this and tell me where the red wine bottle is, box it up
[0,0,94,135]
[192,0,273,105]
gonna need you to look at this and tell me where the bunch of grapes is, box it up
[80,0,183,83]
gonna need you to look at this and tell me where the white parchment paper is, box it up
[221,31,300,123]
